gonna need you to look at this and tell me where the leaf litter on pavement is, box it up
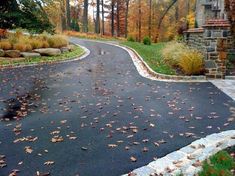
[0,57,234,176]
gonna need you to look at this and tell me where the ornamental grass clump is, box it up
[162,41,204,75]
[30,39,43,49]
[13,43,32,52]
[48,35,68,48]
[162,41,187,67]
[178,50,204,75]
[0,40,12,50]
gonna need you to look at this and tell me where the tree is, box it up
[0,0,21,29]
[66,0,71,29]
[111,0,115,36]
[101,0,105,35]
[138,0,141,42]
[155,0,178,42]
[148,0,152,38]
[0,0,54,33]
[83,0,88,32]
[95,0,100,33]
[124,0,130,38]
[117,0,120,36]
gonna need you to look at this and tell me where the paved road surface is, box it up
[0,38,234,176]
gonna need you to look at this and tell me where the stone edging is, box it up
[118,45,207,82]
[123,130,235,176]
[0,44,90,69]
[73,38,207,82]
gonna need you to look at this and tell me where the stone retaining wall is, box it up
[124,130,235,176]
[184,19,235,79]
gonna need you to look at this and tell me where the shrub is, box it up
[38,32,50,41]
[13,43,27,52]
[41,41,50,48]
[178,50,204,75]
[143,36,151,45]
[162,41,204,75]
[0,40,12,50]
[127,36,135,42]
[0,29,7,39]
[13,43,32,52]
[30,39,43,49]
[7,33,19,44]
[15,28,24,39]
[162,42,186,67]
[175,35,184,41]
[25,44,33,51]
[48,35,68,48]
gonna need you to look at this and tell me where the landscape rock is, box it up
[0,49,4,57]
[67,44,76,51]
[21,52,41,58]
[60,47,69,53]
[33,48,61,56]
[5,50,21,58]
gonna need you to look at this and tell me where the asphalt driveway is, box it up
[0,38,234,176]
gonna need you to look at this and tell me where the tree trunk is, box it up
[124,0,129,38]
[66,0,71,29]
[111,0,114,36]
[117,0,120,37]
[138,0,141,42]
[101,0,105,35]
[83,0,88,32]
[95,0,100,33]
[155,0,178,42]
[60,0,67,31]
[175,0,179,22]
[148,0,152,38]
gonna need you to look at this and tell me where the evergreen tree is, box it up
[0,0,22,29]
[0,0,54,33]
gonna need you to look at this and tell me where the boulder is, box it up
[33,48,61,56]
[60,47,69,53]
[0,49,4,57]
[67,44,76,51]
[21,52,41,58]
[5,50,21,58]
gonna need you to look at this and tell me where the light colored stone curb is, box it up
[72,38,207,82]
[120,45,207,82]
[123,130,235,176]
[0,44,90,69]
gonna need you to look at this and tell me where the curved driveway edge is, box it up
[0,44,90,69]
[1,38,234,176]
[124,130,235,176]
[118,45,207,82]
[69,38,207,83]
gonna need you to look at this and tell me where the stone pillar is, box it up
[202,19,231,78]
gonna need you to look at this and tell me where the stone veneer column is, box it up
[202,19,232,78]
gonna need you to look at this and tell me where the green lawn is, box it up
[121,41,176,75]
[0,46,84,66]
[199,150,235,176]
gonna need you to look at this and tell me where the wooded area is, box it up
[0,0,235,42]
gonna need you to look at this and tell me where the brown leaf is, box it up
[24,146,33,154]
[108,144,118,148]
[130,156,137,162]
[44,161,55,166]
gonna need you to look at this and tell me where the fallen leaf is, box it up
[130,156,137,162]
[44,161,55,166]
[24,146,33,154]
